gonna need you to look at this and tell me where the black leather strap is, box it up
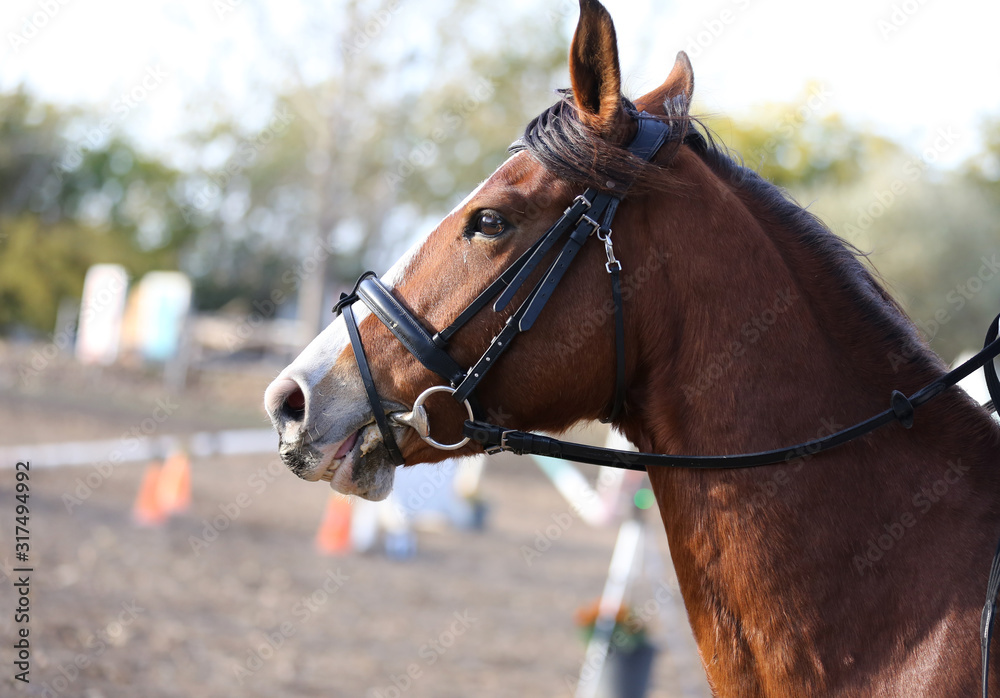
[981,313,1000,698]
[984,535,1000,698]
[493,193,596,312]
[466,407,897,470]
[602,264,626,423]
[356,276,467,386]
[435,233,547,344]
[466,312,1000,470]
[519,196,613,331]
[629,114,673,162]
[453,191,621,399]
[985,313,1000,413]
[340,302,405,466]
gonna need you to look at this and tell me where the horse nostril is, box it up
[265,377,307,427]
[282,385,306,422]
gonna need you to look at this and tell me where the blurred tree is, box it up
[706,88,901,190]
[0,90,199,333]
[966,117,1000,190]
[179,0,570,330]
[715,100,999,359]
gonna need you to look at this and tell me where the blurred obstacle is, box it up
[76,264,129,366]
[156,450,191,515]
[315,495,353,555]
[132,461,166,526]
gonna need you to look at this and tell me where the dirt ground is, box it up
[0,345,711,698]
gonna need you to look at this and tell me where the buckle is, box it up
[485,429,513,455]
[579,214,602,236]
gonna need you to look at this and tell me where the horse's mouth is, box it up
[279,424,395,500]
[309,429,355,478]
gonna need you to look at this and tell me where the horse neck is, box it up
[617,149,1000,692]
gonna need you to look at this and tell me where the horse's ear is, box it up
[635,51,695,116]
[569,0,624,136]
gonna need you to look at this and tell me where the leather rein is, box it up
[331,112,1000,694]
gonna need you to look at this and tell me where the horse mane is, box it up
[511,90,693,193]
[516,91,944,380]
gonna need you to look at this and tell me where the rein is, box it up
[332,112,1000,694]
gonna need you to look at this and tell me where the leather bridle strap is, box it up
[980,312,1000,698]
[355,276,467,385]
[465,311,1000,471]
[338,299,406,466]
[331,114,673,447]
[605,261,626,422]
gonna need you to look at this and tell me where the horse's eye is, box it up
[474,211,507,237]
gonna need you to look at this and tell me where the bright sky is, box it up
[2,0,999,167]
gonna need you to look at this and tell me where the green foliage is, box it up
[0,215,159,330]
[0,0,996,363]
[179,0,570,311]
[715,99,999,359]
[706,89,901,190]
[0,90,198,332]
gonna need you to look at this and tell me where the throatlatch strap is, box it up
[340,302,405,466]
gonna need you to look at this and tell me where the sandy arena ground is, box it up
[0,347,711,697]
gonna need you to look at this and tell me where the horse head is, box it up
[264,0,696,499]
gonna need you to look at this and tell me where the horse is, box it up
[264,0,1000,694]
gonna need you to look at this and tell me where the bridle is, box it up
[333,112,676,458]
[331,110,1000,694]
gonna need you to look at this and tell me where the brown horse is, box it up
[265,0,1000,694]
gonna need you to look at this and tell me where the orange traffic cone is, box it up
[133,461,166,526]
[315,495,353,555]
[157,450,191,516]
